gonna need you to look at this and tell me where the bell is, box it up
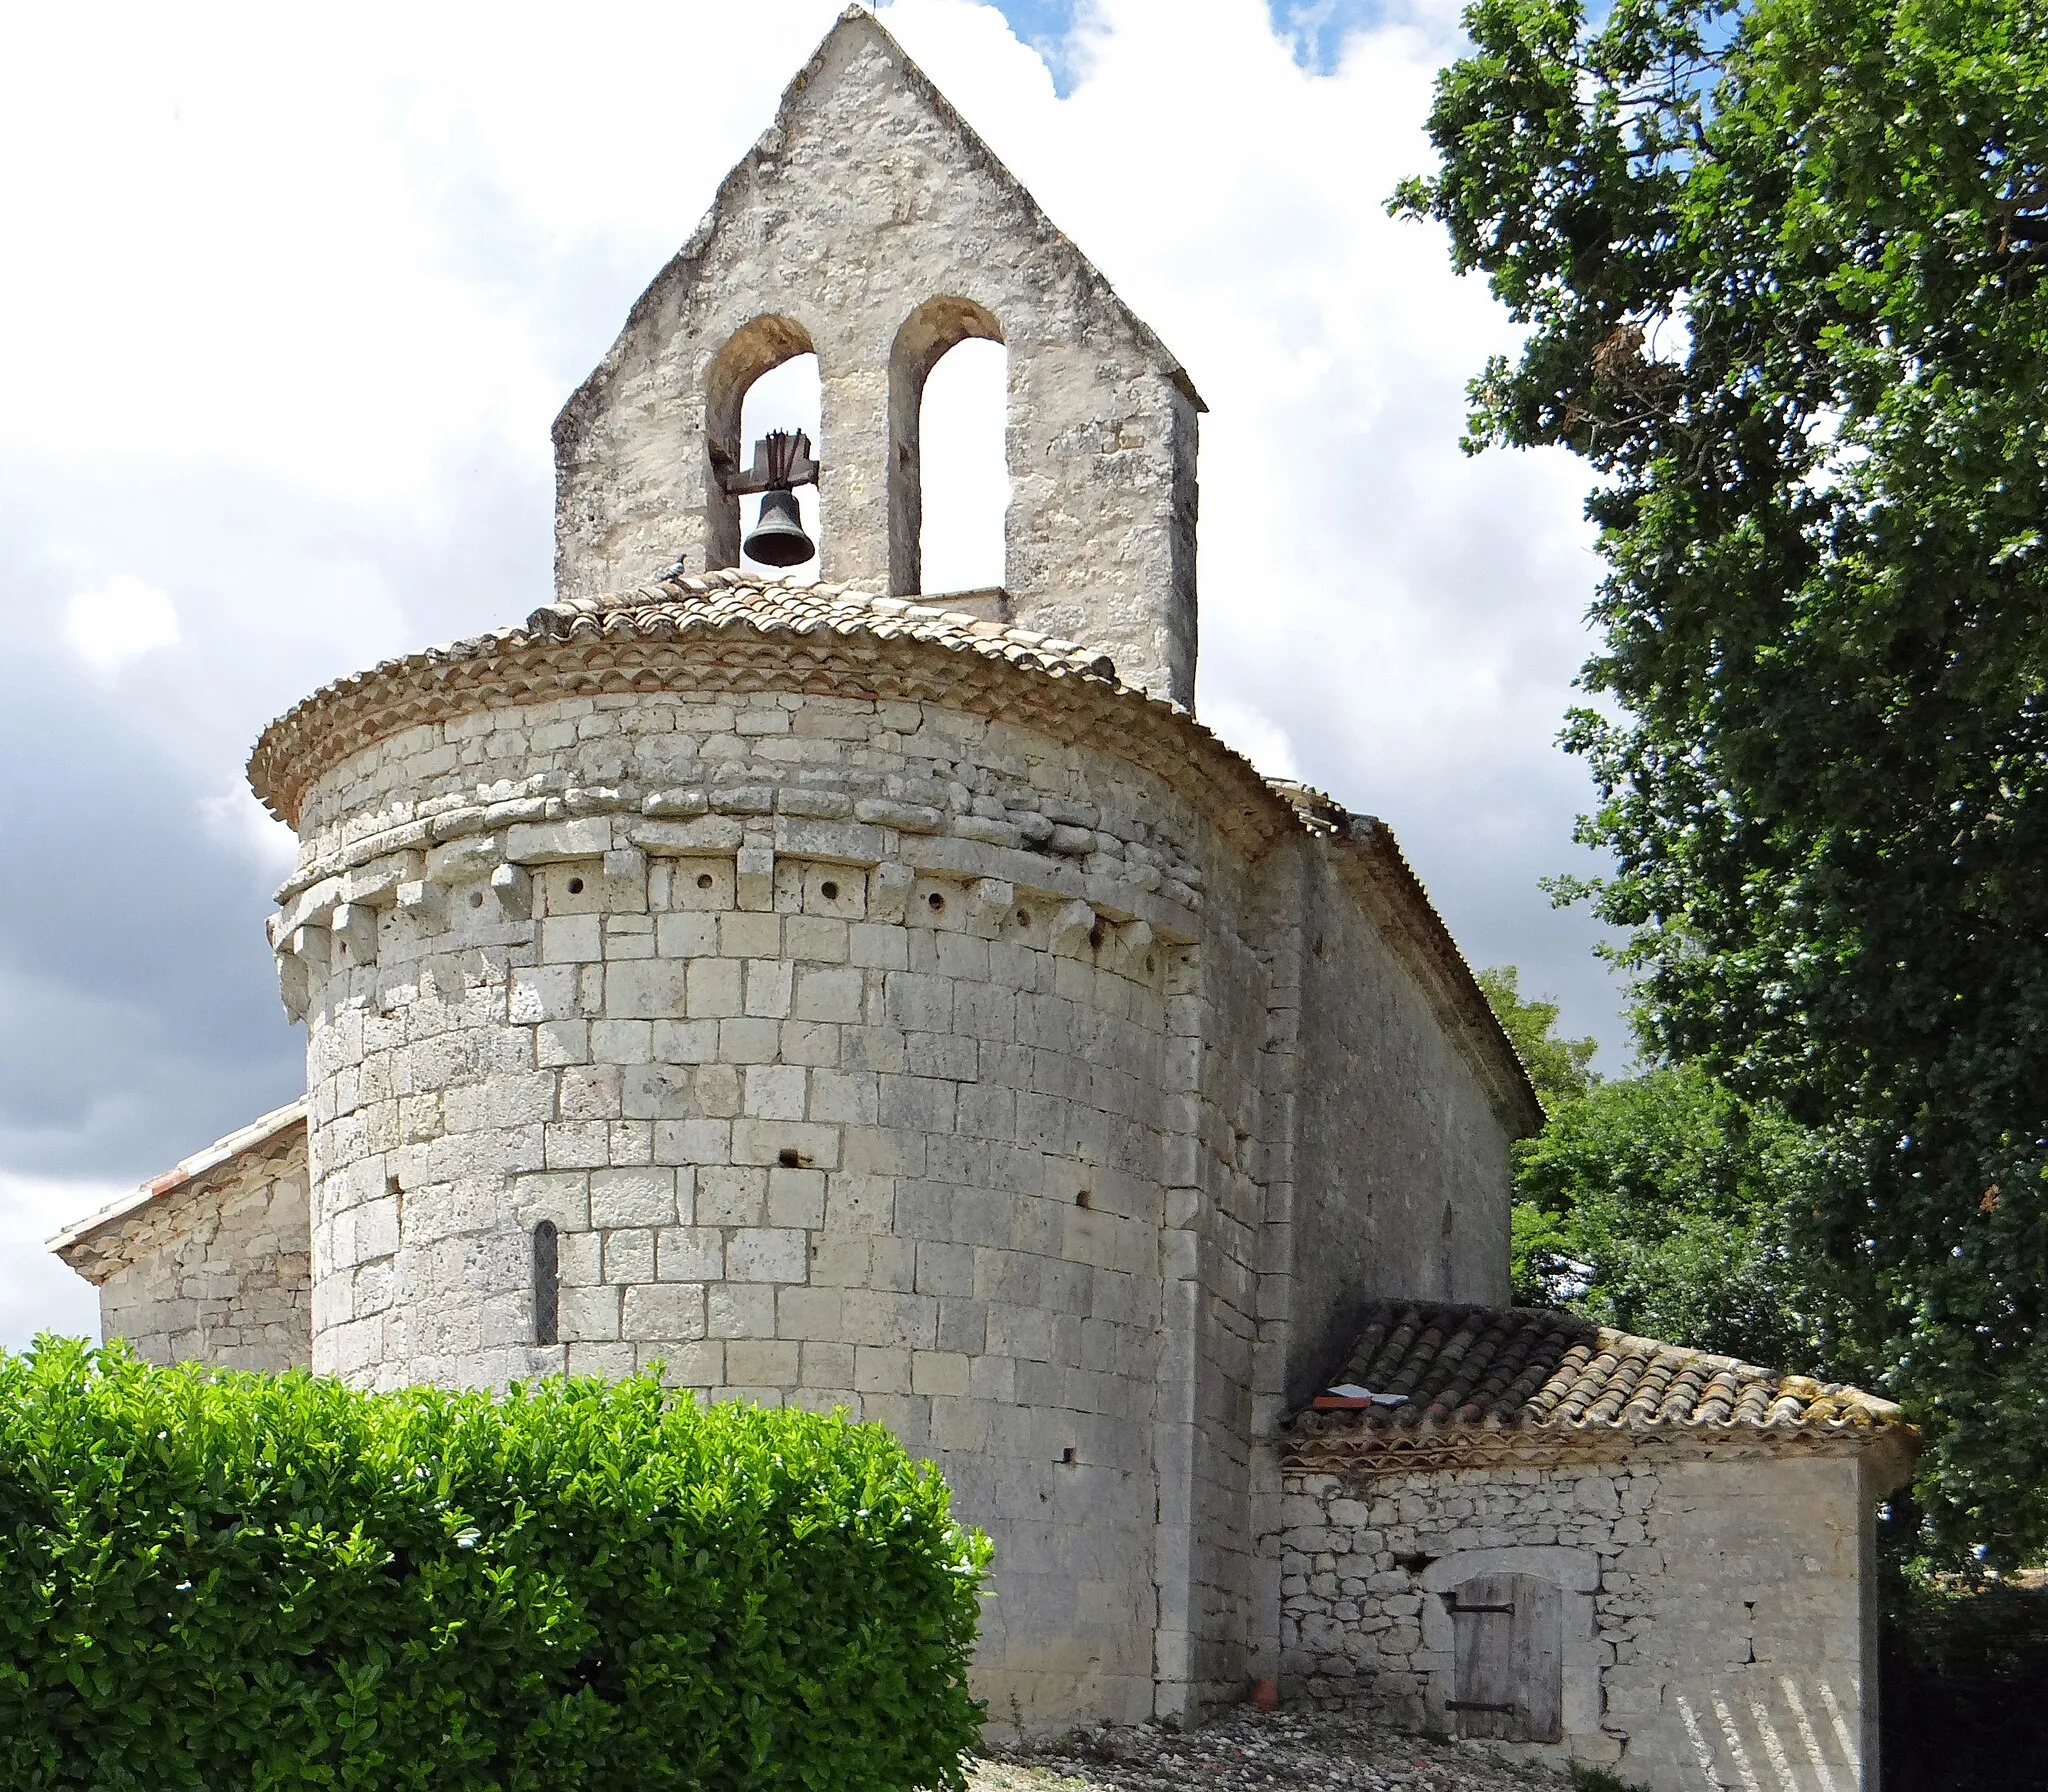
[743,487,815,568]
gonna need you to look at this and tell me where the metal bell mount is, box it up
[733,429,819,568]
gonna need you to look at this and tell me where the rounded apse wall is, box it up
[280,678,1231,1728]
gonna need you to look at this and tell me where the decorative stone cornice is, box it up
[247,575,1280,848]
[246,574,1540,1133]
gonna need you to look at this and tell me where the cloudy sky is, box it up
[0,0,1624,1345]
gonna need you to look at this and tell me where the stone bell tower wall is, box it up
[551,10,1204,706]
[273,666,1269,1729]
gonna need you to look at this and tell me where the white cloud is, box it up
[196,787,299,878]
[1198,693,1303,784]
[0,1174,110,1351]
[62,575,181,675]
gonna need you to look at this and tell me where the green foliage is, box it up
[1514,1063,1836,1371]
[1401,0,2048,1561]
[1481,968,1832,1369]
[0,1339,990,1792]
[1474,966,1599,1110]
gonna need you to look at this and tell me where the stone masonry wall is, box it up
[552,13,1203,704]
[1274,1450,1877,1791]
[64,1129,311,1370]
[1283,853,1514,1405]
[265,664,1522,1731]
[281,685,1239,1732]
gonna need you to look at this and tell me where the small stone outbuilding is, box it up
[50,10,1915,1786]
[1272,1303,1914,1788]
[50,1101,310,1371]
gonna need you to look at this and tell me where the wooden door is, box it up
[1447,1573,1563,1743]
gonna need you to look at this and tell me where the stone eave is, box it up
[245,594,1280,850]
[247,582,1537,1137]
[1276,1414,1921,1490]
[49,1100,308,1280]
[551,5,1203,463]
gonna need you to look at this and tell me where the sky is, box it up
[0,0,1624,1346]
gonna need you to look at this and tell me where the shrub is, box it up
[0,1338,989,1791]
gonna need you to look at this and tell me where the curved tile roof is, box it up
[242,572,1541,1135]
[1290,1300,1907,1441]
[525,573,1126,686]
[246,572,1165,830]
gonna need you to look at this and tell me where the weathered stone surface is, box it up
[1271,1455,1888,1792]
[53,1106,310,1372]
[259,667,1521,1735]
[550,8,1203,707]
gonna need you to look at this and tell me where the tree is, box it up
[1401,0,2048,1559]
[1515,1061,1835,1371]
[1475,964,1599,1109]
[1481,968,1831,1373]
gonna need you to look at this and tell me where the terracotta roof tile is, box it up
[524,571,1126,689]
[1291,1300,1906,1441]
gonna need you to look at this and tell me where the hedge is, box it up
[0,1339,990,1791]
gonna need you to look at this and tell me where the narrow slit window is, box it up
[533,1220,560,1346]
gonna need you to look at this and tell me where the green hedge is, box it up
[0,1339,989,1791]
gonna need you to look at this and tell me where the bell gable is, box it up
[551,5,1204,706]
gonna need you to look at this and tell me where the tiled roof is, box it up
[242,572,1540,1136]
[1290,1301,1907,1440]
[526,572,1126,689]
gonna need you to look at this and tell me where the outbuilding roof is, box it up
[48,1100,307,1270]
[1287,1301,1912,1464]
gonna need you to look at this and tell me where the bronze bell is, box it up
[743,486,816,568]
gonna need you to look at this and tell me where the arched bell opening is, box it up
[704,315,819,575]
[887,297,1005,599]
[738,355,821,579]
[917,337,1007,597]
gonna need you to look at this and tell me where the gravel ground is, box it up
[969,1707,1597,1792]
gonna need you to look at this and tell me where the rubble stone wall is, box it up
[1273,1451,1878,1791]
[64,1131,311,1371]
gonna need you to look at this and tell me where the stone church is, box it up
[52,11,1913,1787]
